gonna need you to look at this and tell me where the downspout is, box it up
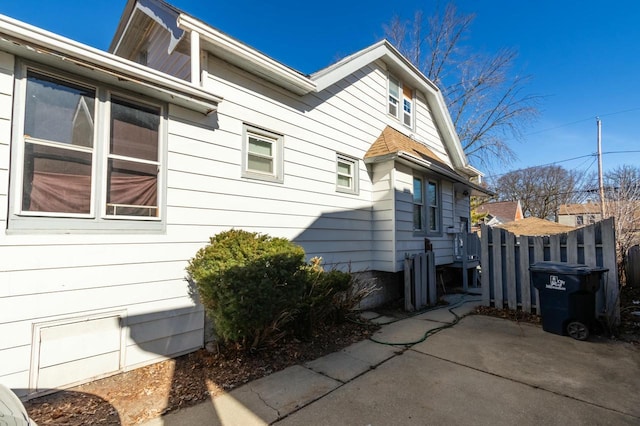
[391,167,398,272]
[190,29,200,86]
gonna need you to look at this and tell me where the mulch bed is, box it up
[25,320,379,426]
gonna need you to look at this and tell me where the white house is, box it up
[0,0,488,398]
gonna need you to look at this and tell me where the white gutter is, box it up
[365,151,492,195]
[178,14,316,95]
[0,14,222,115]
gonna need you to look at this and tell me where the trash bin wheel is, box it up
[566,321,589,341]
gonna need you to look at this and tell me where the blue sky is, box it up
[1,1,638,180]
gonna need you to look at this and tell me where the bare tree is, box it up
[493,165,588,220]
[384,4,540,167]
[603,165,640,284]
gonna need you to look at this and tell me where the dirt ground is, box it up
[25,321,378,426]
[619,284,640,343]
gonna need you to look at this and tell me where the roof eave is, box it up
[178,14,316,95]
[365,151,493,196]
[0,14,222,115]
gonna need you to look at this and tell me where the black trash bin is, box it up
[529,262,607,340]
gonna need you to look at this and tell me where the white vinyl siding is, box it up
[0,51,14,232]
[202,54,381,270]
[370,161,395,271]
[139,22,191,81]
[414,91,452,166]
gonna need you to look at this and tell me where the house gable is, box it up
[109,1,481,187]
[0,0,493,398]
[477,200,524,225]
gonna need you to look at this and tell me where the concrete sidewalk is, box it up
[144,295,640,425]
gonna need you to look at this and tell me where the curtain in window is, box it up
[27,172,156,215]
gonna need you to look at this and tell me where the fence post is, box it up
[492,227,503,308]
[519,235,531,312]
[533,237,544,312]
[428,251,436,306]
[627,245,640,288]
[601,218,619,324]
[550,234,561,261]
[567,231,578,264]
[505,231,517,310]
[481,225,491,306]
[404,257,413,311]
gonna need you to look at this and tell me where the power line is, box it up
[602,150,640,155]
[484,153,595,179]
[523,107,640,137]
[597,107,640,118]
[525,118,593,136]
[484,149,640,181]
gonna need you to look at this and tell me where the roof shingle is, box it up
[364,126,452,171]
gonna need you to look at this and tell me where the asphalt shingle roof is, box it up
[476,201,522,223]
[364,126,453,171]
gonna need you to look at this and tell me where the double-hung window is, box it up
[388,76,400,118]
[107,97,161,217]
[388,74,413,128]
[413,176,441,234]
[10,66,164,232]
[242,125,284,183]
[427,180,439,232]
[413,177,424,231]
[402,85,413,127]
[336,154,359,194]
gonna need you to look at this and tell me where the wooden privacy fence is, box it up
[404,251,436,311]
[627,245,640,288]
[480,217,620,322]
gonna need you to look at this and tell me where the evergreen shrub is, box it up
[186,229,307,349]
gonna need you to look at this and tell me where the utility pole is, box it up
[597,117,606,218]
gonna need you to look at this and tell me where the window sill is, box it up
[336,187,359,196]
[7,215,166,234]
[241,171,284,184]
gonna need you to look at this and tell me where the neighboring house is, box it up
[496,217,574,236]
[558,203,602,227]
[0,0,488,398]
[476,200,524,226]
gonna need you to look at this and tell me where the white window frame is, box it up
[242,124,284,183]
[388,74,414,129]
[426,180,440,234]
[8,62,167,233]
[413,175,441,235]
[403,90,413,128]
[413,177,424,231]
[388,75,400,119]
[336,153,359,195]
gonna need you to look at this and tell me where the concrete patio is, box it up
[144,295,640,425]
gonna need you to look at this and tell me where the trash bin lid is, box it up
[529,261,607,275]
